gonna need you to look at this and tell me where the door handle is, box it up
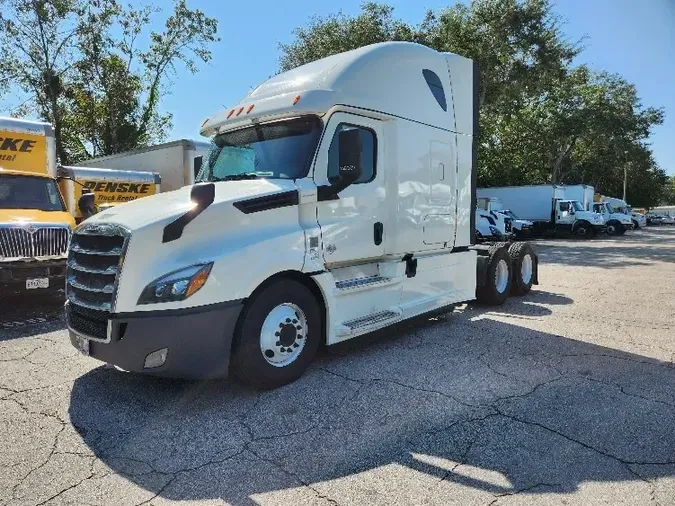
[374,222,383,245]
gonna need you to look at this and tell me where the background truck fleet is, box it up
[0,117,161,294]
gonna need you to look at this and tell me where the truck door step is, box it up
[334,275,399,294]
[336,309,402,337]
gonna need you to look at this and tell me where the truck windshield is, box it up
[605,203,615,214]
[0,175,66,211]
[197,116,322,182]
[571,201,584,212]
[502,210,519,220]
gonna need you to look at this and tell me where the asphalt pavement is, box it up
[1,226,675,506]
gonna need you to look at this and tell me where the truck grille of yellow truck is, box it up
[0,225,70,260]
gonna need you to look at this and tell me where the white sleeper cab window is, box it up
[327,124,376,184]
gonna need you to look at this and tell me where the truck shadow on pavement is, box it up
[68,290,675,505]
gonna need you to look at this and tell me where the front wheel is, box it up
[573,221,595,239]
[606,221,620,236]
[230,279,321,389]
[632,219,640,230]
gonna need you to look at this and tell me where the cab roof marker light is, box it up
[226,109,235,119]
[246,104,255,114]
[201,118,209,127]
[236,107,244,116]
[293,95,301,105]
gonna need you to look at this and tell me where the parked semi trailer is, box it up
[477,184,604,238]
[64,42,540,389]
[75,139,211,193]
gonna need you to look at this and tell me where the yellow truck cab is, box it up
[0,116,74,293]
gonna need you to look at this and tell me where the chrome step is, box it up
[334,275,399,294]
[337,309,402,337]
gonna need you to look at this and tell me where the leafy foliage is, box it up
[279,0,667,207]
[0,0,219,164]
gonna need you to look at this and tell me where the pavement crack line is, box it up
[32,456,96,506]
[494,410,675,467]
[487,482,562,505]
[579,375,675,410]
[321,365,503,410]
[246,447,340,506]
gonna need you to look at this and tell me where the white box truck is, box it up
[477,184,605,238]
[593,195,635,233]
[64,42,540,389]
[75,139,211,193]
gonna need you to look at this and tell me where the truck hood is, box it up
[85,179,299,232]
[0,208,75,228]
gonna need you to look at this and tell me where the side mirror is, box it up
[330,128,363,194]
[78,190,97,219]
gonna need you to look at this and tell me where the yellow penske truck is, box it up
[0,117,74,294]
[0,116,160,294]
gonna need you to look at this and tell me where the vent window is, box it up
[422,69,447,112]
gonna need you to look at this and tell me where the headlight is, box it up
[138,263,213,305]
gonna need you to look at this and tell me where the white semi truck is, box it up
[477,185,605,238]
[64,42,539,389]
[75,139,211,193]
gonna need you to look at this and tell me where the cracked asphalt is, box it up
[2,226,675,506]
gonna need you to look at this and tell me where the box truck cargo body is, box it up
[75,139,211,193]
[64,42,540,389]
[477,184,604,238]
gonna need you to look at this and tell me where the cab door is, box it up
[313,113,385,266]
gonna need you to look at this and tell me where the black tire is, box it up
[573,221,595,239]
[617,224,627,236]
[632,219,640,230]
[606,221,621,236]
[476,245,512,306]
[230,279,321,389]
[508,242,535,296]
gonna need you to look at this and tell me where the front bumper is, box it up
[0,259,67,292]
[67,300,243,379]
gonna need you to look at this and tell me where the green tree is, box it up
[0,0,219,164]
[278,0,666,206]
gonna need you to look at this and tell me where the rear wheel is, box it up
[476,245,512,305]
[508,242,535,296]
[606,221,620,236]
[230,279,321,389]
[573,221,595,239]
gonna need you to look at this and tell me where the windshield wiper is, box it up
[212,173,260,182]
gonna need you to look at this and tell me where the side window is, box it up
[422,69,447,112]
[559,202,569,212]
[327,124,376,184]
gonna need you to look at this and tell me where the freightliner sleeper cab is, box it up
[64,42,539,389]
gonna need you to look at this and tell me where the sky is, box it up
[154,0,675,175]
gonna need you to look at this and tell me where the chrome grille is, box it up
[66,224,128,340]
[0,226,70,259]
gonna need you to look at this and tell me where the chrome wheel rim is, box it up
[260,303,308,367]
[520,254,533,285]
[495,259,509,294]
